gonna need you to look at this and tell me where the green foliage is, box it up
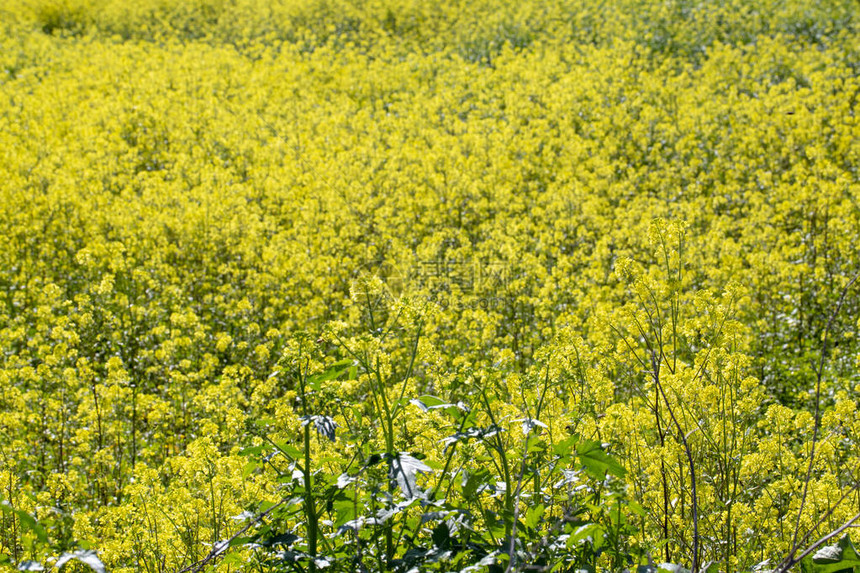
[802,536,860,573]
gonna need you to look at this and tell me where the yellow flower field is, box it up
[0,0,859,571]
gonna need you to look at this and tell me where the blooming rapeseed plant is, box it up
[0,0,858,571]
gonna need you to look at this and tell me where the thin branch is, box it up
[783,272,860,570]
[174,498,288,573]
[777,512,860,573]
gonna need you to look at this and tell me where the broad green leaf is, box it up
[527,439,548,454]
[262,532,300,547]
[228,536,255,547]
[389,453,432,499]
[524,503,545,530]
[412,395,449,409]
[239,445,264,456]
[553,435,579,459]
[301,415,338,442]
[570,523,603,544]
[242,461,258,478]
[658,563,692,573]
[333,499,356,527]
[56,550,107,573]
[432,522,451,548]
[307,360,352,390]
[810,534,860,573]
[410,395,466,421]
[3,506,48,545]
[462,468,491,501]
[576,439,626,479]
[628,500,647,517]
[221,553,244,566]
[274,441,302,459]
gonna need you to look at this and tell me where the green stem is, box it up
[304,421,318,570]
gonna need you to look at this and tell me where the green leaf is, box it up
[257,500,278,512]
[412,395,449,409]
[228,536,255,547]
[552,435,579,459]
[462,467,491,501]
[576,439,626,479]
[527,439,548,454]
[432,522,451,549]
[302,415,338,442]
[410,395,466,421]
[307,361,352,390]
[657,563,692,573]
[261,532,300,547]
[389,453,432,499]
[810,535,860,573]
[239,445,264,457]
[221,553,244,566]
[628,500,647,517]
[242,461,259,478]
[524,503,545,531]
[2,505,48,545]
[274,441,302,459]
[56,551,106,573]
[570,523,604,545]
[333,499,356,527]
